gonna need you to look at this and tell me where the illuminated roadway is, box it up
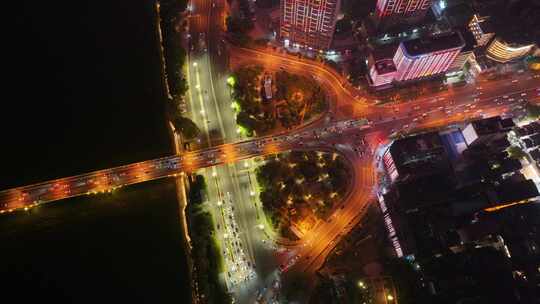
[186,0,276,295]
[0,118,369,212]
[1,5,540,300]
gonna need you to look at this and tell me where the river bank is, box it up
[2,0,192,302]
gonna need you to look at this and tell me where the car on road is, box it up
[198,33,207,52]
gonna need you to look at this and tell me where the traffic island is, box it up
[229,65,328,137]
[255,151,351,240]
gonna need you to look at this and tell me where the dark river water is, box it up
[1,1,191,302]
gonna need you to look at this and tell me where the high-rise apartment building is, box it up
[393,31,464,81]
[280,0,341,50]
[376,0,432,26]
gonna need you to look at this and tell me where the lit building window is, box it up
[486,38,534,63]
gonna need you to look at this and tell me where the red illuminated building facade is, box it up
[280,0,341,50]
[393,31,464,82]
[367,44,398,88]
[368,31,465,87]
[376,0,432,27]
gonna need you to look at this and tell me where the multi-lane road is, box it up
[0,118,370,210]
[2,1,540,301]
[186,0,279,297]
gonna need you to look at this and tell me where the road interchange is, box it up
[1,0,540,300]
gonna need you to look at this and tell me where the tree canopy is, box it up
[256,151,351,238]
[173,116,200,139]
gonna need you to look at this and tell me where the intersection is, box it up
[1,0,539,302]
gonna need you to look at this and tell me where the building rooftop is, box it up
[530,148,540,162]
[372,43,399,61]
[515,123,540,137]
[532,133,540,146]
[402,31,465,57]
[374,59,397,74]
[458,26,477,52]
[389,131,452,179]
[492,179,539,205]
[470,116,514,136]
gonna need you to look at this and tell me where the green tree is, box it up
[173,116,200,139]
[236,112,256,136]
[507,146,527,159]
[296,160,320,182]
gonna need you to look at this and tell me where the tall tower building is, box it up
[393,31,465,82]
[376,0,432,28]
[280,0,341,50]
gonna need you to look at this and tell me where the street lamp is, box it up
[227,76,236,87]
[193,61,198,67]
[387,294,394,301]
